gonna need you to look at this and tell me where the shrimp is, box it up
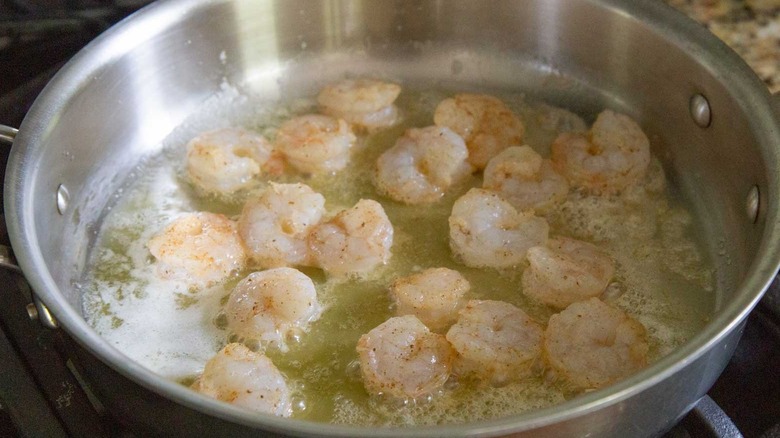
[622,157,667,205]
[224,268,322,351]
[317,79,402,131]
[446,300,543,386]
[522,237,615,309]
[483,145,569,213]
[543,297,649,390]
[185,127,282,196]
[273,114,356,174]
[356,315,454,400]
[449,188,549,269]
[551,110,651,194]
[374,126,472,204]
[237,183,326,268]
[433,93,526,170]
[147,212,246,289]
[389,267,470,332]
[308,199,393,277]
[192,343,292,416]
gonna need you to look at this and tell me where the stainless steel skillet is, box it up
[2,0,780,436]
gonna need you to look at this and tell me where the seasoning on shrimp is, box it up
[434,93,526,170]
[274,114,356,174]
[356,315,454,400]
[308,199,393,278]
[374,125,472,204]
[551,110,651,194]
[522,237,615,309]
[449,188,549,269]
[389,267,470,332]
[224,268,322,351]
[446,300,544,386]
[317,79,402,131]
[238,183,326,269]
[543,297,649,389]
[185,127,282,196]
[146,212,246,289]
[192,343,292,416]
[483,145,569,213]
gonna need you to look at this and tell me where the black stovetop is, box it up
[1,2,779,437]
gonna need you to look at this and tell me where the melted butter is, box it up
[82,88,714,426]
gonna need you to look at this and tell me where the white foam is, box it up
[331,378,565,426]
[84,160,230,379]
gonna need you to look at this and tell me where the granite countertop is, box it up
[667,0,780,93]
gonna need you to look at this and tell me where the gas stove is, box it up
[1,2,779,437]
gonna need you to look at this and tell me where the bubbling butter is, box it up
[82,86,714,425]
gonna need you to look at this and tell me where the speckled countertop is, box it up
[666,0,780,93]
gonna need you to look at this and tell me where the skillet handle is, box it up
[0,237,55,329]
[0,124,19,273]
[0,123,59,329]
[0,245,22,273]
[0,125,23,274]
[0,124,18,144]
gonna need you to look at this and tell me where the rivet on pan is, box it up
[746,185,760,224]
[689,94,711,128]
[56,184,70,215]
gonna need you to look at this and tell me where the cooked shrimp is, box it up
[523,237,615,309]
[147,212,246,289]
[224,268,322,351]
[622,157,667,205]
[356,315,454,399]
[374,126,472,204]
[308,199,393,277]
[185,127,282,196]
[274,114,357,174]
[446,300,543,386]
[543,297,649,389]
[433,93,525,170]
[192,343,292,416]
[483,145,569,213]
[317,79,402,131]
[449,188,549,269]
[238,183,325,268]
[390,267,470,332]
[551,110,651,194]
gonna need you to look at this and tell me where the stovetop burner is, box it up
[1,2,779,437]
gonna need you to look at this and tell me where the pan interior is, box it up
[78,72,716,425]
